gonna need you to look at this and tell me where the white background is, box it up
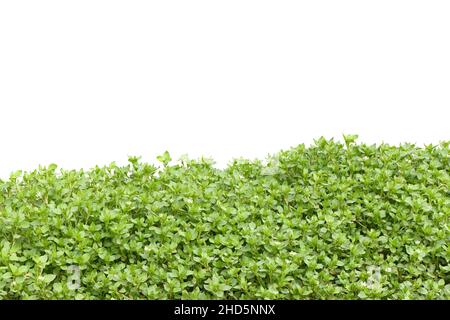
[1,1,449,178]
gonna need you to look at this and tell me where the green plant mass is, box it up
[0,136,449,299]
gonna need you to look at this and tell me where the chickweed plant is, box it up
[0,136,448,299]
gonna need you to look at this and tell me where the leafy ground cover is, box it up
[0,136,449,299]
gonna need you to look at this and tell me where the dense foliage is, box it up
[0,136,449,299]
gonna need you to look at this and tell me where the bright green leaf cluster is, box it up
[0,137,449,299]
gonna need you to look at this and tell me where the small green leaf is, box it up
[42,274,57,283]
[343,134,359,146]
[156,151,172,166]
